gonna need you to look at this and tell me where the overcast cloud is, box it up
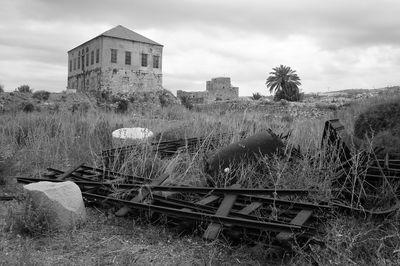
[1,0,399,95]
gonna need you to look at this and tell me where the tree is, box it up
[16,84,32,93]
[266,65,301,101]
[251,92,262,100]
[32,90,50,101]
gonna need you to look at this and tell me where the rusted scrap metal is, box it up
[100,134,228,168]
[205,130,285,176]
[82,192,317,236]
[43,163,151,183]
[15,118,400,250]
[323,119,400,215]
[321,119,353,166]
[0,195,16,201]
[16,177,317,196]
[18,163,400,251]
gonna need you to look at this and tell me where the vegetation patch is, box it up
[354,99,400,153]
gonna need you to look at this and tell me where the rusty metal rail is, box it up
[17,177,318,196]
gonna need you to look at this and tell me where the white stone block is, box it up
[23,181,86,230]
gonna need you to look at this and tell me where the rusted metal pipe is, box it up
[205,131,284,176]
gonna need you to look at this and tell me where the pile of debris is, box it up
[16,119,400,252]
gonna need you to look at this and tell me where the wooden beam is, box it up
[57,163,85,180]
[276,209,313,243]
[203,184,240,240]
[196,195,220,206]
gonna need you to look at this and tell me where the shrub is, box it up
[22,102,35,112]
[159,94,168,108]
[373,130,400,154]
[32,90,50,101]
[354,101,400,139]
[71,102,90,114]
[274,88,302,102]
[251,92,262,100]
[179,95,193,110]
[6,200,55,237]
[115,99,129,113]
[0,84,4,93]
[316,102,338,111]
[16,85,32,93]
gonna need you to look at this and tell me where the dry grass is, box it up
[1,92,400,265]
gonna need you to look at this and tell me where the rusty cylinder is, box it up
[205,131,285,176]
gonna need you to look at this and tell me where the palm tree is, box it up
[266,65,301,101]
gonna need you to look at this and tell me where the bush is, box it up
[22,102,35,112]
[0,84,4,93]
[115,99,129,113]
[71,102,90,114]
[316,102,338,111]
[179,95,193,110]
[274,88,302,102]
[6,200,56,237]
[354,102,400,139]
[16,85,32,93]
[32,90,50,101]
[251,92,262,100]
[159,94,168,108]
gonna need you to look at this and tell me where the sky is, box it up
[1,0,400,96]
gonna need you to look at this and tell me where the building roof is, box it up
[68,25,162,52]
[100,25,162,46]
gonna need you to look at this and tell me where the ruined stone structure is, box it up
[206,77,239,100]
[67,25,163,94]
[177,77,239,104]
[176,90,209,104]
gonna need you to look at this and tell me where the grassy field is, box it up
[1,92,400,265]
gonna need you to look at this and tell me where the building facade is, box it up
[67,25,163,94]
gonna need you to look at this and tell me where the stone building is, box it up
[206,77,239,100]
[67,25,163,94]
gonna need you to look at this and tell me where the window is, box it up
[153,55,160,68]
[125,51,131,65]
[111,49,117,63]
[141,53,148,67]
[96,49,99,63]
[69,60,72,72]
[86,53,89,66]
[91,51,94,65]
[78,56,80,69]
[73,58,76,70]
[81,55,84,69]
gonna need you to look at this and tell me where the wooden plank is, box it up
[276,210,313,242]
[203,184,240,240]
[196,195,220,206]
[238,201,263,215]
[115,173,170,217]
[57,163,85,180]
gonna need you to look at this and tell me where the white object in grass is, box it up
[112,127,154,140]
